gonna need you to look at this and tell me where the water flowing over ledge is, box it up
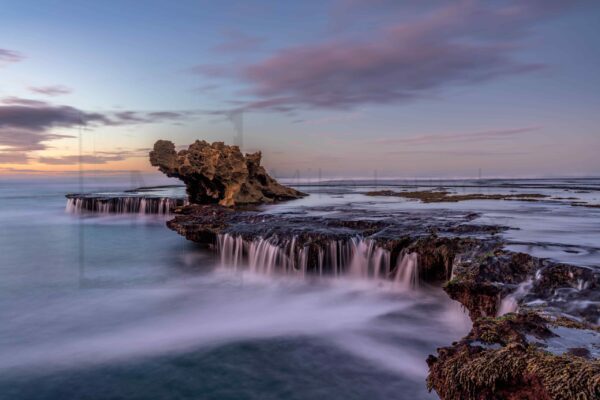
[175,207,600,399]
[57,179,600,399]
[217,233,420,288]
[66,195,187,215]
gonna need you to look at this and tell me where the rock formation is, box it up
[427,313,600,400]
[149,140,306,206]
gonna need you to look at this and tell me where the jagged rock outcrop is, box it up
[149,140,306,206]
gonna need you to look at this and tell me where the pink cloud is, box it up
[0,48,24,65]
[194,1,575,113]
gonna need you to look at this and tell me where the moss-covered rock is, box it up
[427,313,600,399]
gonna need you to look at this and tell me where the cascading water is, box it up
[218,234,305,275]
[347,238,392,280]
[65,196,187,215]
[216,233,420,288]
[394,252,419,289]
[497,278,533,316]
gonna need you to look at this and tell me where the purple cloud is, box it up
[0,98,190,129]
[195,1,573,112]
[1,97,50,107]
[29,85,72,96]
[0,102,110,131]
[0,97,190,164]
[0,152,29,164]
[0,48,24,65]
[111,110,187,124]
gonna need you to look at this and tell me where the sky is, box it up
[1,0,599,179]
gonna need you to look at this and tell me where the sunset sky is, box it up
[1,0,599,179]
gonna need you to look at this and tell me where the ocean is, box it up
[1,176,599,399]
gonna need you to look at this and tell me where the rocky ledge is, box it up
[150,140,306,206]
[166,203,499,278]
[427,313,599,399]
[166,203,599,399]
[430,249,599,399]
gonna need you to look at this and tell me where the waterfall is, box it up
[394,252,419,289]
[347,238,392,280]
[216,233,420,287]
[497,278,533,316]
[65,196,187,215]
[219,234,304,275]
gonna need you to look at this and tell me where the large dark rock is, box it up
[150,140,306,206]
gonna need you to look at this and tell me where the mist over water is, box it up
[0,178,473,400]
[0,272,469,379]
[2,177,598,399]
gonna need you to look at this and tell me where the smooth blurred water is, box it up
[2,177,598,399]
[0,177,472,400]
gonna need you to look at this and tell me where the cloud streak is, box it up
[0,97,194,164]
[29,85,72,96]
[0,48,24,65]
[0,98,93,163]
[38,148,150,165]
[375,126,541,146]
[0,100,110,131]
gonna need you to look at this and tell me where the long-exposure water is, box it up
[1,176,599,399]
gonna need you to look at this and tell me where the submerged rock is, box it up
[150,140,306,206]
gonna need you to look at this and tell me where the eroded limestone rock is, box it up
[149,140,305,206]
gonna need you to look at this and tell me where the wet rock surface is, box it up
[167,203,497,275]
[149,140,305,206]
[434,245,599,399]
[426,313,600,400]
[365,189,548,203]
[166,199,599,399]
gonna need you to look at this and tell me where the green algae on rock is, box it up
[427,313,600,400]
[365,190,548,203]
